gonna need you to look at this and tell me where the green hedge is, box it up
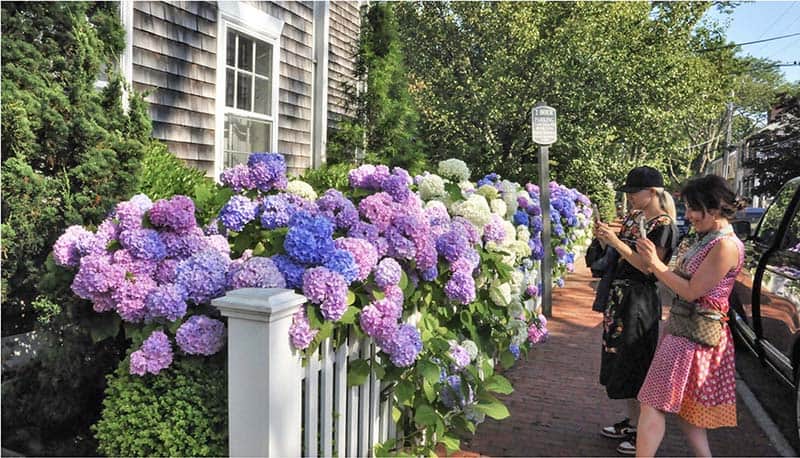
[93,355,227,457]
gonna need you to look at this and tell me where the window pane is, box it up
[254,75,271,115]
[782,204,800,252]
[236,71,252,111]
[757,179,800,247]
[237,35,253,71]
[256,41,272,76]
[224,114,271,168]
[225,69,235,107]
[226,31,236,67]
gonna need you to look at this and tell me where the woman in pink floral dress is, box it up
[634,175,744,457]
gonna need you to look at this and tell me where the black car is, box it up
[729,176,800,440]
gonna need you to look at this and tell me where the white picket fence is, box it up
[212,288,396,457]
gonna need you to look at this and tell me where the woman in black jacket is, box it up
[594,166,678,455]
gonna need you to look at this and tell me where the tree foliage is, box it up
[392,1,787,210]
[745,93,800,197]
[1,2,151,454]
[327,2,427,174]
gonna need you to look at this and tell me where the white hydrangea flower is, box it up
[418,173,447,201]
[451,194,491,230]
[458,180,475,194]
[510,270,525,296]
[489,279,513,307]
[461,340,479,361]
[285,179,317,201]
[517,225,531,243]
[438,158,471,182]
[490,198,507,218]
[477,184,500,201]
[501,221,516,245]
[508,240,532,261]
[508,301,525,320]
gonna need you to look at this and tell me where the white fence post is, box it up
[212,288,306,458]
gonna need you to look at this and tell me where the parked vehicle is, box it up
[733,207,767,232]
[729,176,800,440]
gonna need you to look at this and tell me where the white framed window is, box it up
[216,3,283,177]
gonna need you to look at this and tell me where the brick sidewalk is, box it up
[459,258,781,457]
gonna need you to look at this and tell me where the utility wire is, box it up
[698,31,800,52]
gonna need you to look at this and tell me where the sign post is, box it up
[532,103,557,317]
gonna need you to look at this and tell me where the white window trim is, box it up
[215,2,283,179]
[119,0,134,111]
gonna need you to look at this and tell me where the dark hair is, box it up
[681,174,743,218]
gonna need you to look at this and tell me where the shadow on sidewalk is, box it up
[454,258,782,457]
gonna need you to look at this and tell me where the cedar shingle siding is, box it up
[328,1,360,127]
[131,1,359,176]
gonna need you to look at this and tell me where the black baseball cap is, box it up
[617,166,664,193]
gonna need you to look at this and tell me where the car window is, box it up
[755,178,800,247]
[782,203,800,253]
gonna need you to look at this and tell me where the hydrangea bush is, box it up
[53,153,593,455]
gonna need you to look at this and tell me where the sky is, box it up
[705,1,800,83]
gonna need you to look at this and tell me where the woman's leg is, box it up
[636,404,665,457]
[628,399,640,425]
[677,417,711,457]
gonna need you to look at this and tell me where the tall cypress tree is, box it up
[327,2,426,173]
[1,2,150,454]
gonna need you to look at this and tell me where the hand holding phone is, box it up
[638,215,647,239]
[592,203,601,224]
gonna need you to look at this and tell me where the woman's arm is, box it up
[636,237,739,301]
[594,221,665,274]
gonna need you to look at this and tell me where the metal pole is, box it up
[539,145,552,317]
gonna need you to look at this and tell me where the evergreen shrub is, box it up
[93,355,227,457]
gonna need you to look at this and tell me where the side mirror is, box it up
[732,220,751,240]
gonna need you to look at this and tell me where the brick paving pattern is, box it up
[457,257,782,457]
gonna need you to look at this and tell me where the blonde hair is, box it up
[655,188,676,221]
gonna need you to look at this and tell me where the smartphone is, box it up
[638,216,647,239]
[592,203,601,224]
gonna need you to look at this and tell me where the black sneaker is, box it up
[600,418,637,439]
[616,435,636,456]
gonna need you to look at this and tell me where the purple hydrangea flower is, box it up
[374,258,402,290]
[289,307,318,350]
[114,200,147,232]
[451,217,480,246]
[525,284,539,297]
[113,276,158,322]
[248,153,287,192]
[206,234,231,257]
[317,189,359,231]
[382,174,411,203]
[160,228,207,259]
[271,254,306,290]
[483,215,507,243]
[382,324,422,368]
[323,249,359,285]
[436,229,470,263]
[129,330,173,376]
[421,266,438,281]
[119,228,167,261]
[449,344,471,371]
[358,193,395,232]
[155,259,180,284]
[176,315,226,355]
[145,283,188,322]
[53,225,103,267]
[227,256,286,289]
[444,272,476,304]
[219,195,258,232]
[359,304,398,343]
[148,195,196,233]
[382,284,404,308]
[260,194,295,229]
[302,267,349,321]
[220,164,255,193]
[334,237,379,282]
[440,375,475,409]
[96,220,121,247]
[175,249,230,304]
[111,249,158,277]
[284,211,335,265]
[71,254,125,300]
[528,318,548,344]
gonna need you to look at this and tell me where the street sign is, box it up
[532,105,557,145]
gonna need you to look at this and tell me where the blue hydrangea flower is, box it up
[119,228,167,262]
[219,195,258,232]
[175,249,230,304]
[322,249,359,285]
[272,254,306,289]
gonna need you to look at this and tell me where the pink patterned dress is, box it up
[637,232,744,428]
